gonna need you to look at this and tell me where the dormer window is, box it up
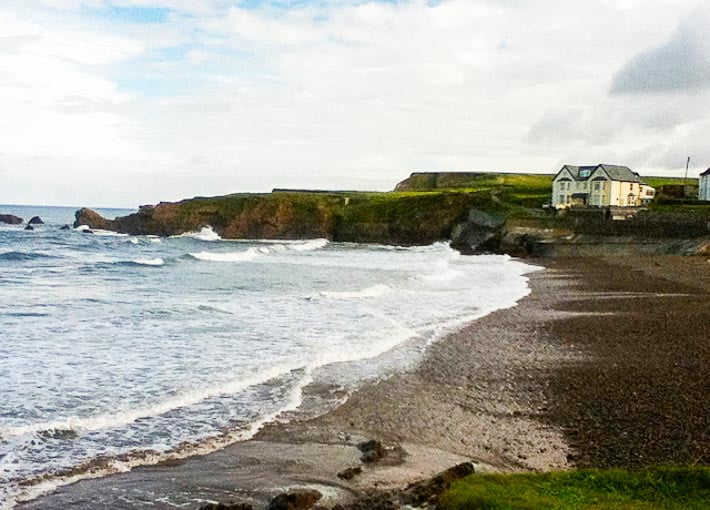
[580,169,591,178]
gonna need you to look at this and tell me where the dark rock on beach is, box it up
[450,208,505,253]
[28,216,44,225]
[0,214,23,224]
[336,467,362,480]
[356,440,387,463]
[266,489,322,510]
[199,503,253,510]
[60,224,72,230]
[24,225,34,231]
[401,462,475,507]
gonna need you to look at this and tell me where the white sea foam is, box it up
[131,258,165,266]
[0,364,299,441]
[257,238,329,254]
[3,369,314,510]
[177,226,222,242]
[91,229,128,237]
[188,248,259,262]
[319,284,393,299]
[286,238,329,252]
[417,268,464,282]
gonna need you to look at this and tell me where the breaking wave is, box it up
[188,248,259,263]
[177,226,222,242]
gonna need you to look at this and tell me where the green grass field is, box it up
[438,467,710,510]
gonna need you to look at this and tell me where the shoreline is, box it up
[17,255,710,509]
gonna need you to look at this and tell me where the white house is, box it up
[699,168,710,201]
[552,164,655,209]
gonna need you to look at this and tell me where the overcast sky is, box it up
[1,0,709,207]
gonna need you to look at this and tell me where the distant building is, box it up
[699,168,710,201]
[551,164,655,209]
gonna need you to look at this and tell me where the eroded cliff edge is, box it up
[75,178,710,256]
[75,191,496,246]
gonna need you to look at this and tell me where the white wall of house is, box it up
[700,175,710,201]
[552,167,654,207]
[552,168,574,207]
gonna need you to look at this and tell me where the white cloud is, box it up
[1,0,709,207]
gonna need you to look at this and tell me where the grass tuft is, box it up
[438,466,710,510]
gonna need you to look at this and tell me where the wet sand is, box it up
[18,255,709,509]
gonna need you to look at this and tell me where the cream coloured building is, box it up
[552,164,655,209]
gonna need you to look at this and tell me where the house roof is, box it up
[701,168,710,177]
[556,164,642,183]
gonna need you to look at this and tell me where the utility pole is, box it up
[684,156,690,197]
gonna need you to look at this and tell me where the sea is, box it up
[0,204,538,509]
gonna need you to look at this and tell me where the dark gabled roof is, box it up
[555,164,641,183]
[701,168,710,176]
[600,165,641,183]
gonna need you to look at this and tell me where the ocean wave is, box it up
[1,369,313,510]
[318,284,393,299]
[0,251,59,262]
[129,258,165,267]
[72,225,127,237]
[176,226,222,242]
[188,248,259,263]
[0,365,301,441]
[255,238,330,255]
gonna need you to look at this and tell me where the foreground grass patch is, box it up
[439,466,710,510]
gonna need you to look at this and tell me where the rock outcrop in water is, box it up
[0,214,23,225]
[28,216,44,225]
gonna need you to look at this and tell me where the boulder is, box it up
[0,214,23,225]
[266,489,322,510]
[467,209,505,229]
[357,440,387,463]
[24,225,34,231]
[74,208,114,230]
[28,216,44,225]
[337,467,362,480]
[449,208,506,254]
[198,503,253,510]
[60,225,71,230]
[401,462,475,507]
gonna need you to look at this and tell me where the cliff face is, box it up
[74,192,486,246]
[74,187,710,255]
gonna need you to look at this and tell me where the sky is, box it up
[1,0,709,207]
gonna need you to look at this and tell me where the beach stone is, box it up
[357,440,387,463]
[28,216,44,225]
[337,467,362,480]
[198,503,253,510]
[334,494,398,510]
[60,224,71,230]
[0,214,23,225]
[24,225,34,231]
[266,489,322,510]
[82,229,95,234]
[402,462,475,506]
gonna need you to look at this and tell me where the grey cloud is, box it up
[611,9,710,94]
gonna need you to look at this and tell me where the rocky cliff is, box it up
[74,186,710,256]
[75,191,493,246]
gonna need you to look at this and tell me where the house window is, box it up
[558,195,565,204]
[593,182,601,191]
